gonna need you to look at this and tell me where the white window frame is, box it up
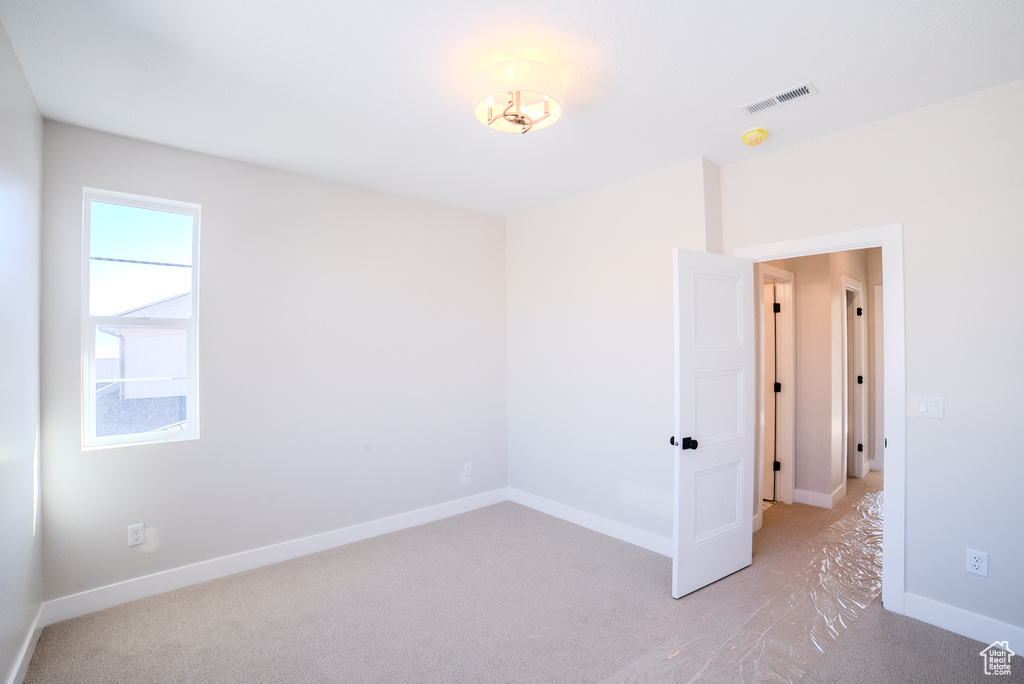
[82,188,201,449]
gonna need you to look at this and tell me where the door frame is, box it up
[841,276,868,480]
[871,285,885,471]
[734,223,907,615]
[754,264,795,533]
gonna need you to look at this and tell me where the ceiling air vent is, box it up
[740,82,818,115]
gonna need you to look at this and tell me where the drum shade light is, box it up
[474,60,563,134]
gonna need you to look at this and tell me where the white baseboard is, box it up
[39,487,673,628]
[794,483,847,509]
[6,605,42,684]
[508,488,672,557]
[794,488,832,508]
[831,482,847,507]
[903,592,1024,648]
[40,488,508,627]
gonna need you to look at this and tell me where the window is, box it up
[82,189,200,448]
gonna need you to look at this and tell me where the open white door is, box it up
[672,249,755,598]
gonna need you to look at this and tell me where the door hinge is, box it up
[857,443,864,452]
[772,461,781,471]
[773,302,781,313]
[857,375,863,384]
[856,307,863,316]
[774,382,781,393]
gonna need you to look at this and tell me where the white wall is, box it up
[0,21,43,682]
[722,80,1024,630]
[506,159,714,544]
[40,123,507,601]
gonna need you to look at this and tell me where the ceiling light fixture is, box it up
[741,127,768,147]
[474,60,563,134]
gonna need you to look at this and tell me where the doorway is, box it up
[756,264,795,527]
[735,224,907,614]
[763,282,778,502]
[843,277,868,480]
[754,252,875,516]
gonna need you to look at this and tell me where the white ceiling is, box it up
[2,0,1022,217]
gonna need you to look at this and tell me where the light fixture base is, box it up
[474,60,563,134]
[741,127,768,147]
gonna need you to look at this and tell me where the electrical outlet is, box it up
[463,462,472,477]
[128,524,145,547]
[966,549,988,577]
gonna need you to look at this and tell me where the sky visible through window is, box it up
[91,201,193,358]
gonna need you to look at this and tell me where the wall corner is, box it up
[701,159,723,255]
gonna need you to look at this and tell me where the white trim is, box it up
[755,264,796,506]
[6,606,42,684]
[40,488,507,626]
[872,285,885,472]
[840,276,867,480]
[832,480,847,507]
[733,226,896,261]
[508,488,673,557]
[794,488,834,509]
[794,482,845,509]
[734,223,907,614]
[903,593,1024,648]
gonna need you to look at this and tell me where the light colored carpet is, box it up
[801,600,1013,683]
[25,473,997,683]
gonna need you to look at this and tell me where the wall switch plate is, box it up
[128,523,145,547]
[463,462,472,477]
[911,395,944,419]
[966,548,988,577]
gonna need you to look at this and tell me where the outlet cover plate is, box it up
[966,548,988,577]
[128,523,145,547]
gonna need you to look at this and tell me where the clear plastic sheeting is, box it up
[604,491,883,684]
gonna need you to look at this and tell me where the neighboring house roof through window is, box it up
[115,292,192,319]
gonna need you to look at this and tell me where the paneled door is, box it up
[672,249,755,598]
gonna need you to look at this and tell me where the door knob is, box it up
[670,436,677,446]
[682,437,698,450]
